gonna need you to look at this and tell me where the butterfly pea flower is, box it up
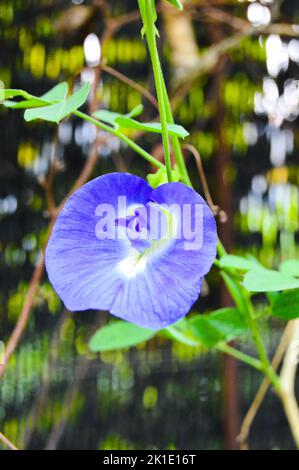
[45,173,217,329]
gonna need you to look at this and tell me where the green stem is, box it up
[165,326,199,347]
[166,326,263,371]
[138,0,173,182]
[73,110,164,170]
[246,299,281,390]
[160,75,192,186]
[221,270,281,389]
[217,343,263,372]
[217,239,227,257]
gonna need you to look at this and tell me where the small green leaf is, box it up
[147,165,180,188]
[0,89,32,101]
[126,104,144,119]
[207,308,248,339]
[219,255,260,272]
[189,308,248,348]
[93,110,121,126]
[265,291,279,304]
[2,83,69,110]
[115,116,189,139]
[4,98,47,109]
[220,271,247,313]
[271,289,299,320]
[24,102,65,123]
[88,321,157,352]
[93,104,143,127]
[166,0,183,10]
[280,260,299,278]
[189,316,222,348]
[40,82,68,102]
[244,268,299,292]
[24,83,90,123]
[62,82,90,116]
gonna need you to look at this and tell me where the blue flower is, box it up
[45,173,217,329]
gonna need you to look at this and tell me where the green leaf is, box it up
[88,321,157,352]
[4,99,47,109]
[279,260,299,278]
[271,289,299,320]
[147,165,180,188]
[189,308,248,348]
[2,83,69,110]
[93,104,144,127]
[93,109,121,126]
[0,89,32,101]
[24,102,66,123]
[40,82,68,102]
[219,255,260,272]
[189,316,222,348]
[220,271,247,313]
[115,116,189,139]
[123,104,144,119]
[207,308,248,338]
[62,82,90,115]
[24,83,90,123]
[166,0,183,10]
[244,268,299,292]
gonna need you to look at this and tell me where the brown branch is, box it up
[101,63,159,109]
[20,310,71,448]
[106,9,141,36]
[0,140,100,380]
[265,23,299,37]
[279,320,299,449]
[201,6,299,38]
[170,1,295,109]
[200,6,248,30]
[0,250,46,379]
[183,143,227,223]
[44,355,93,450]
[39,134,63,218]
[172,26,255,107]
[0,7,144,380]
[238,321,294,449]
[0,431,19,450]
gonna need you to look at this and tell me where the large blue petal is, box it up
[46,174,217,329]
[151,182,217,277]
[46,173,152,312]
[109,183,216,328]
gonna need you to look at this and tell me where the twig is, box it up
[279,319,299,448]
[172,26,255,104]
[0,7,146,381]
[0,431,19,450]
[170,2,295,109]
[0,140,100,380]
[200,6,299,38]
[44,352,96,450]
[42,135,59,217]
[238,321,294,449]
[20,311,71,448]
[0,250,46,379]
[102,63,159,109]
[183,143,227,222]
[59,143,99,211]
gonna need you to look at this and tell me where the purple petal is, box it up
[46,173,151,312]
[45,173,217,329]
[151,182,217,277]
